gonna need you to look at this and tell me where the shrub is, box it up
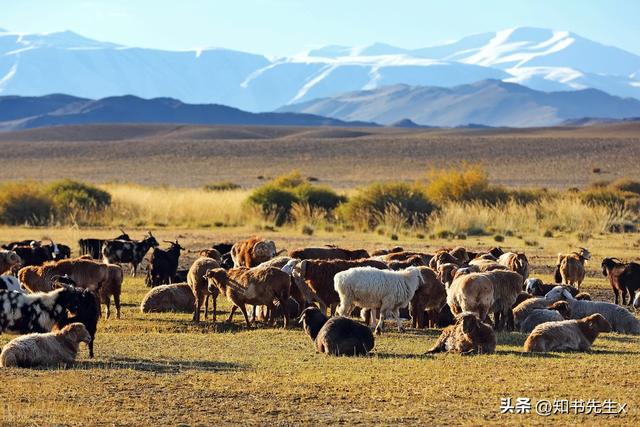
[246,184,298,226]
[203,181,241,191]
[294,184,346,211]
[494,234,505,242]
[425,164,511,205]
[0,182,54,225]
[579,189,626,209]
[338,182,438,229]
[301,224,314,236]
[247,172,346,225]
[609,178,640,195]
[47,179,111,218]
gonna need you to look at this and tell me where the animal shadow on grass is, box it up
[599,334,639,344]
[496,350,561,358]
[373,352,432,360]
[76,357,245,373]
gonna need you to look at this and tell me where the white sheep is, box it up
[546,286,640,334]
[0,323,91,368]
[334,266,423,335]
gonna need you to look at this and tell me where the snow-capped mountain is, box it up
[0,27,639,112]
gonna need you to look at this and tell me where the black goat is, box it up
[299,307,374,356]
[603,257,640,306]
[145,241,184,287]
[79,230,131,260]
[102,231,159,276]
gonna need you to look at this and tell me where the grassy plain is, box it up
[0,227,639,425]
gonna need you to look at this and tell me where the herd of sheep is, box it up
[1,232,640,367]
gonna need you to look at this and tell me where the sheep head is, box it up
[298,306,327,341]
[1,250,22,266]
[579,247,591,261]
[545,286,573,302]
[524,278,543,295]
[63,323,92,345]
[548,301,571,319]
[586,313,611,333]
[253,240,277,260]
[460,313,479,335]
[205,268,229,293]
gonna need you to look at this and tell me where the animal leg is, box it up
[212,295,217,322]
[104,295,111,319]
[394,309,404,332]
[203,295,209,319]
[238,304,251,328]
[114,292,121,320]
[375,309,385,335]
[622,288,629,306]
[614,288,620,305]
[226,305,237,323]
[193,293,202,322]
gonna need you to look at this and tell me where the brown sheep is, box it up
[426,312,496,354]
[0,323,91,368]
[188,257,221,322]
[230,236,277,268]
[0,250,22,275]
[288,246,369,260]
[382,251,433,266]
[497,252,530,280]
[523,314,611,352]
[100,264,124,319]
[18,258,109,293]
[449,246,470,265]
[469,258,509,272]
[557,248,591,289]
[436,263,459,287]
[371,247,404,256]
[484,270,524,331]
[447,273,494,322]
[387,255,425,270]
[409,267,446,328]
[290,259,388,315]
[198,248,222,264]
[140,283,194,313]
[205,266,291,328]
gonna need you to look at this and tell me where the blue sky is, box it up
[1,0,638,56]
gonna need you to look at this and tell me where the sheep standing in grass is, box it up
[100,264,124,319]
[519,301,572,333]
[446,273,494,322]
[556,248,591,288]
[426,312,496,355]
[299,307,374,356]
[0,323,91,368]
[497,252,529,280]
[334,266,423,335]
[523,314,611,352]
[188,257,221,322]
[545,286,640,334]
[409,267,446,328]
[484,270,523,331]
[205,266,291,328]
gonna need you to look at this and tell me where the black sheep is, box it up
[299,307,374,356]
[55,288,101,358]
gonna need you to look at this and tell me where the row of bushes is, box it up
[0,180,111,225]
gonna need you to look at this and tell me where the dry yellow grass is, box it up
[0,228,639,425]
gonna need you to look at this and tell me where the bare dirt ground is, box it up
[1,122,638,188]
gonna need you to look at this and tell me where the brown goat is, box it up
[387,255,425,270]
[291,258,388,315]
[188,257,220,322]
[205,266,291,327]
[410,267,446,328]
[289,246,369,260]
[230,236,277,268]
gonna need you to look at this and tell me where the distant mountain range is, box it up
[0,94,375,131]
[1,27,640,113]
[278,79,640,127]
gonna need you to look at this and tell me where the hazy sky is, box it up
[1,0,638,56]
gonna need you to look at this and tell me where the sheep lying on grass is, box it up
[299,307,374,356]
[140,283,194,313]
[519,301,571,334]
[524,314,611,352]
[546,286,640,334]
[334,266,423,335]
[0,323,91,368]
[426,312,496,355]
